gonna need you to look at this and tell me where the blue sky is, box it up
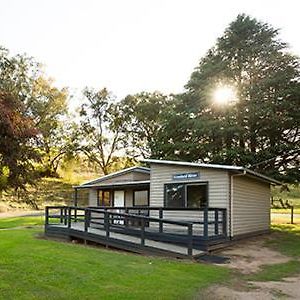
[1,0,299,103]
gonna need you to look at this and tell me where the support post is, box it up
[60,207,63,223]
[291,206,294,224]
[45,207,49,226]
[204,208,208,239]
[84,209,89,232]
[214,210,219,235]
[141,218,145,246]
[68,207,72,229]
[222,210,227,237]
[105,211,110,238]
[187,224,193,257]
[159,208,163,233]
[64,207,68,225]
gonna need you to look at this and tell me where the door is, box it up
[114,191,125,207]
[114,190,125,224]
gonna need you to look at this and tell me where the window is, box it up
[186,184,207,208]
[98,190,111,206]
[165,183,185,208]
[164,183,208,208]
[134,190,148,206]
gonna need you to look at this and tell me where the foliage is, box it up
[0,46,71,190]
[0,228,230,299]
[0,92,39,190]
[154,14,300,182]
[77,88,127,174]
[119,92,171,158]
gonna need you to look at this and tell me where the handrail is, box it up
[45,205,227,257]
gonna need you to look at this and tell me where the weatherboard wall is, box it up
[232,175,270,236]
[149,163,230,233]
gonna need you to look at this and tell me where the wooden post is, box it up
[159,208,163,233]
[187,224,193,257]
[125,208,128,227]
[222,210,227,237]
[214,210,219,235]
[74,206,77,223]
[45,207,49,226]
[68,207,72,229]
[141,218,145,246]
[84,209,89,232]
[60,207,63,223]
[105,211,110,238]
[64,207,68,226]
[291,206,294,224]
[204,208,208,239]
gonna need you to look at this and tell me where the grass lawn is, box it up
[0,219,230,300]
[0,216,45,229]
[246,224,300,282]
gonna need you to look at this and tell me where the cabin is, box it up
[45,159,280,258]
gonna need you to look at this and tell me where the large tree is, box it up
[118,92,171,158]
[156,14,300,182]
[0,92,39,190]
[77,88,126,175]
[0,47,70,187]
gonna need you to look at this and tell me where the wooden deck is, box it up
[45,206,228,259]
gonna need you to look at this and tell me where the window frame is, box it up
[164,181,209,208]
[133,189,150,207]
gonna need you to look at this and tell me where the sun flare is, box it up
[213,85,237,105]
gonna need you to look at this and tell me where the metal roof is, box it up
[75,180,150,189]
[79,166,150,187]
[142,159,281,185]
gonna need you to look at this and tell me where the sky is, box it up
[1,0,300,105]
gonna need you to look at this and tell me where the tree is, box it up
[30,77,69,176]
[77,88,125,175]
[0,92,39,190]
[118,92,171,158]
[0,46,71,183]
[157,14,300,182]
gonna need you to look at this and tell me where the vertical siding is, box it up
[232,176,270,236]
[89,189,98,206]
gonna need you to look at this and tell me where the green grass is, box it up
[245,224,300,282]
[0,224,230,299]
[0,216,45,229]
[246,261,300,282]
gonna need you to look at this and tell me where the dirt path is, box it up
[199,236,300,299]
[0,210,44,218]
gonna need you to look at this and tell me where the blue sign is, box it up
[173,172,199,180]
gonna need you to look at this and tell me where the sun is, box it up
[213,85,237,105]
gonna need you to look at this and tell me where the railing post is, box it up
[68,207,72,229]
[214,209,219,235]
[159,208,163,233]
[125,208,128,227]
[105,211,110,238]
[141,218,145,246]
[60,207,63,223]
[64,207,68,226]
[204,207,208,239]
[222,210,227,237]
[187,224,193,257]
[74,206,77,223]
[45,207,49,226]
[84,209,90,232]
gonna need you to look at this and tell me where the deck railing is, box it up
[45,206,197,256]
[46,206,227,237]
